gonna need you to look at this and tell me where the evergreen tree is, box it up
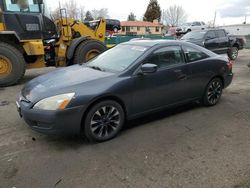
[85,11,94,21]
[127,12,136,21]
[143,0,161,22]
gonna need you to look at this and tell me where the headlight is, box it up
[33,93,75,110]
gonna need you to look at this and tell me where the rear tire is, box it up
[203,78,223,106]
[0,42,25,87]
[83,100,125,142]
[228,47,238,60]
[73,39,107,65]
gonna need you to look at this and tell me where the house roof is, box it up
[121,21,162,27]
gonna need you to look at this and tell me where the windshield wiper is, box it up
[88,66,105,72]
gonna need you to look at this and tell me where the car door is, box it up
[182,45,212,98]
[204,30,219,52]
[215,30,230,54]
[131,45,190,115]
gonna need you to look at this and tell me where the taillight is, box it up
[227,58,234,71]
[240,38,246,46]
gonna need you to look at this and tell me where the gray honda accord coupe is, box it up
[17,40,233,142]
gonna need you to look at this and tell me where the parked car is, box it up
[181,29,245,60]
[166,27,177,36]
[84,19,121,33]
[176,21,207,35]
[105,19,121,32]
[17,40,233,142]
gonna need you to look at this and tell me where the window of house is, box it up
[126,26,130,32]
[137,27,140,31]
[183,46,209,62]
[155,27,159,32]
[122,26,125,32]
[146,46,184,69]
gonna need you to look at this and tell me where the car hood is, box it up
[22,65,115,102]
[181,39,204,46]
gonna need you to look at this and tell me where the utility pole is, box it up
[213,11,217,28]
[161,9,165,25]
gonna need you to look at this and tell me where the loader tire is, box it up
[0,42,26,87]
[73,39,107,65]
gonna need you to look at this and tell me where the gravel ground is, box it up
[0,50,250,188]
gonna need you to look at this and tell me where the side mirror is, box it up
[141,64,158,74]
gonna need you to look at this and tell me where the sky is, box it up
[46,0,250,26]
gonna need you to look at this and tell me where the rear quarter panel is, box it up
[187,57,228,97]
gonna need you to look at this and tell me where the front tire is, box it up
[73,39,107,65]
[203,78,223,106]
[83,100,125,142]
[0,42,26,87]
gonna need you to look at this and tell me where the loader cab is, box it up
[0,0,57,40]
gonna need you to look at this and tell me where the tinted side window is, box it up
[216,30,226,37]
[147,46,184,69]
[193,22,201,26]
[206,31,216,39]
[183,46,209,62]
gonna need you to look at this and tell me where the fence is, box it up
[245,35,250,49]
[105,35,250,49]
[105,35,175,46]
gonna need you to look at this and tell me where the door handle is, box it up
[174,69,187,80]
[178,74,187,80]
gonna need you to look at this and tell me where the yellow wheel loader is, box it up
[0,0,107,87]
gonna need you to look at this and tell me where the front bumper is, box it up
[17,98,86,135]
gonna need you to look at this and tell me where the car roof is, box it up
[122,40,185,47]
[189,29,225,33]
[121,39,217,57]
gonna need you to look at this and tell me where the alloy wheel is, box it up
[231,48,238,60]
[207,80,222,105]
[90,106,121,139]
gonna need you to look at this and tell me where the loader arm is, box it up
[71,19,106,43]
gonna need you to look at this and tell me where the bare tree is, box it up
[163,5,187,26]
[50,0,85,21]
[78,5,85,22]
[64,0,78,19]
[91,8,109,19]
[206,20,214,28]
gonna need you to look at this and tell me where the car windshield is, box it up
[181,31,206,40]
[85,44,148,72]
